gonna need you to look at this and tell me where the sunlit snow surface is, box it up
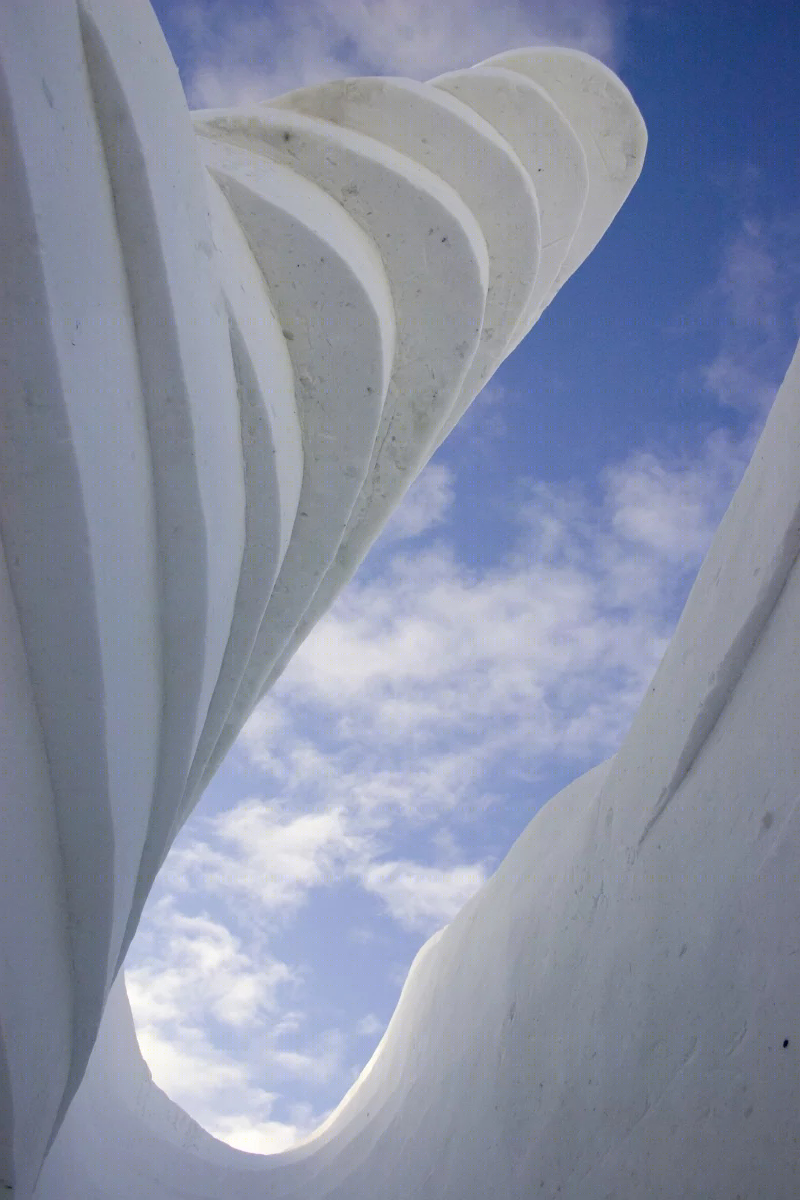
[3,0,800,1196]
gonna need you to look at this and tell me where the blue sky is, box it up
[128,0,800,1153]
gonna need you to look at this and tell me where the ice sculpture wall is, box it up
[11,0,797,1196]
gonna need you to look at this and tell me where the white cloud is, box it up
[276,425,743,771]
[171,0,619,109]
[127,906,294,1031]
[355,1013,384,1037]
[207,1114,315,1154]
[376,463,454,545]
[157,791,490,935]
[164,801,371,912]
[271,1030,345,1085]
[133,1020,251,1104]
[237,695,289,776]
[604,432,752,566]
[125,900,333,1148]
[360,859,487,933]
[701,216,800,412]
[451,379,510,442]
[718,217,780,331]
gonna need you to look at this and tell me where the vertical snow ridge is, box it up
[76,0,247,980]
[0,24,114,1154]
[482,48,648,292]
[173,176,302,842]
[268,76,541,429]
[77,6,212,985]
[432,64,589,351]
[190,147,396,793]
[190,106,492,712]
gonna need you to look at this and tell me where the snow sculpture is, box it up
[22,0,800,1195]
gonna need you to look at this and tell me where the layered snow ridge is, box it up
[30,0,800,1196]
[7,1,800,1197]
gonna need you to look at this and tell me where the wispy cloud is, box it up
[376,463,455,545]
[271,1030,345,1085]
[158,796,490,941]
[128,905,294,1029]
[126,905,311,1151]
[208,1109,320,1154]
[360,859,487,932]
[126,901,338,1152]
[274,424,745,779]
[448,379,510,443]
[165,801,370,912]
[355,1012,385,1037]
[170,0,620,108]
[701,215,800,412]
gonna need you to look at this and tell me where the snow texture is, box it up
[14,0,800,1196]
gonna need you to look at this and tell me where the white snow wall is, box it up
[23,0,799,1195]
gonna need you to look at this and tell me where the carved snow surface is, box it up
[8,0,800,1195]
[0,0,727,1193]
